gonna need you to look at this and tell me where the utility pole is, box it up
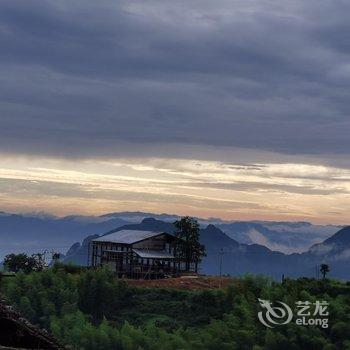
[87,241,91,267]
[219,249,224,288]
[32,251,47,271]
[51,250,61,265]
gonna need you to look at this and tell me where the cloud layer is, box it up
[1,0,350,160]
[0,156,349,223]
[1,1,350,222]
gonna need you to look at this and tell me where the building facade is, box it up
[90,230,193,278]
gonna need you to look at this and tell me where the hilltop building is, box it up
[90,230,193,278]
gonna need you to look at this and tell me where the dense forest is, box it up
[1,265,350,350]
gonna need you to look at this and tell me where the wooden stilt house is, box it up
[90,230,192,278]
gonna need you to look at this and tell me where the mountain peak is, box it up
[140,217,169,226]
[206,224,218,230]
[201,224,239,247]
[324,226,350,245]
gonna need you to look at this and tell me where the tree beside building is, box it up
[174,217,206,273]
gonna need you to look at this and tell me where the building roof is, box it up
[132,249,175,259]
[92,229,170,244]
[0,299,63,349]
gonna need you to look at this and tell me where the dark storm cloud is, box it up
[1,0,350,160]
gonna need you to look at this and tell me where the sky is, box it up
[0,0,350,224]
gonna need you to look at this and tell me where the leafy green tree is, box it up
[331,322,350,345]
[77,268,130,323]
[320,264,330,279]
[3,253,40,273]
[1,267,350,350]
[19,296,35,320]
[174,216,206,272]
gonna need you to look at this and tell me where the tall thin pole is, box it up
[87,241,90,267]
[219,249,224,288]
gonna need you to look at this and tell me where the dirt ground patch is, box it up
[126,276,234,290]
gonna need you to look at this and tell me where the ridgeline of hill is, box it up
[65,218,350,280]
[0,211,339,260]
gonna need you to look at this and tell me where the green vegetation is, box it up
[3,252,46,273]
[174,217,206,272]
[1,265,350,349]
[320,264,330,280]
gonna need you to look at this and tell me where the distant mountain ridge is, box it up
[0,210,342,262]
[323,226,350,245]
[217,221,339,254]
[0,209,347,279]
[64,217,350,279]
[101,213,341,253]
[0,212,131,260]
